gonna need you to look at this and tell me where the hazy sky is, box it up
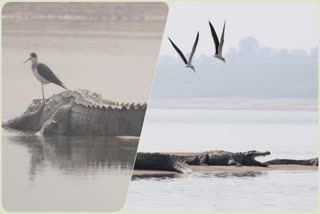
[150,2,318,101]
[2,2,167,117]
[161,2,318,56]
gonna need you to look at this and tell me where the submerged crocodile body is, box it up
[2,90,146,136]
[134,150,271,173]
[264,158,318,166]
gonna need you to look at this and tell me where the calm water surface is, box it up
[2,129,138,211]
[127,109,318,211]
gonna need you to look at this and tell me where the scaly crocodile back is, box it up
[48,89,145,109]
[3,89,147,136]
[64,90,146,136]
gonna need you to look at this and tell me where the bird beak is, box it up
[24,58,30,63]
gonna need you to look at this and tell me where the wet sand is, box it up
[133,152,318,176]
[133,165,318,176]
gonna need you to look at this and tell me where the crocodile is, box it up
[2,89,146,136]
[264,158,318,166]
[134,153,193,174]
[134,150,271,173]
[4,91,316,173]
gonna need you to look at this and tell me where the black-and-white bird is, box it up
[24,52,68,100]
[168,32,199,72]
[209,20,226,63]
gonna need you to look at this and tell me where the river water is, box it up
[2,129,138,211]
[126,108,318,211]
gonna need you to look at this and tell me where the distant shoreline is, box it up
[149,97,318,111]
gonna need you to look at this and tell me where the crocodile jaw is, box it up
[244,150,271,166]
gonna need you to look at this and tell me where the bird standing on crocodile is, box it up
[24,52,68,100]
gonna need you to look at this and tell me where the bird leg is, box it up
[41,84,45,100]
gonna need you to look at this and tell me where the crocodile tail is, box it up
[169,157,193,174]
[134,152,192,174]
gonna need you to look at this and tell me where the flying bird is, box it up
[168,32,199,72]
[209,20,226,63]
[24,52,68,100]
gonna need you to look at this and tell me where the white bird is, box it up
[209,20,226,63]
[168,32,199,72]
[24,52,68,100]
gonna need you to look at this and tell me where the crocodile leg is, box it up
[39,104,73,135]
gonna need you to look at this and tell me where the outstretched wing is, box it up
[188,31,199,64]
[209,21,219,55]
[168,37,188,64]
[218,20,226,55]
[37,63,68,89]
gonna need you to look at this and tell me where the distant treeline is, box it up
[3,2,167,23]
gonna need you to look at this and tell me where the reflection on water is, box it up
[132,174,188,180]
[210,171,264,178]
[127,170,318,212]
[8,133,136,179]
[131,171,263,181]
[2,129,138,211]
